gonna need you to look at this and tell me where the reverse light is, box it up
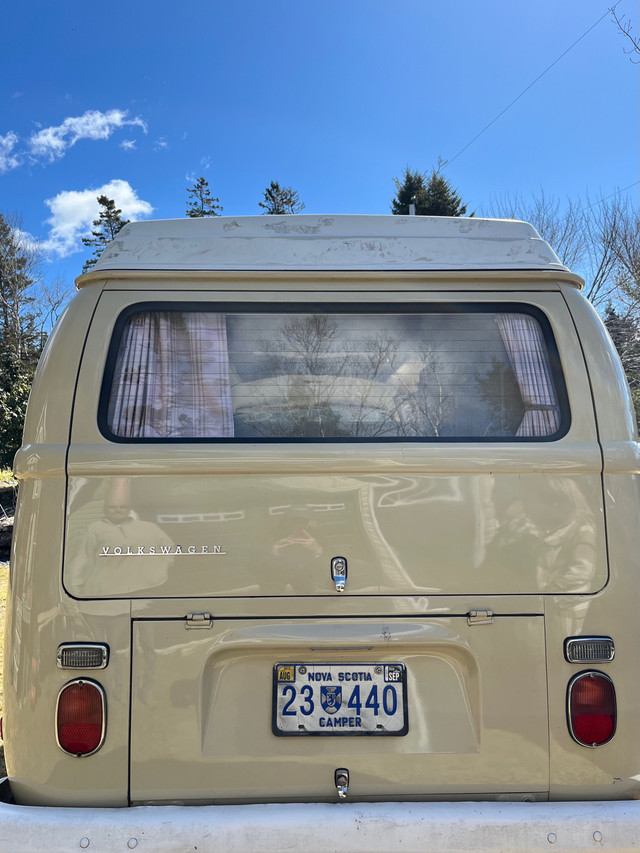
[567,671,616,747]
[56,679,106,756]
[57,643,109,669]
[564,637,614,664]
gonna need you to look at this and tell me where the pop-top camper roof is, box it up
[81,214,569,277]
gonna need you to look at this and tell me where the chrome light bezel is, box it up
[57,643,109,670]
[564,637,614,664]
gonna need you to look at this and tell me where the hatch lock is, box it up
[334,768,349,799]
[331,556,348,593]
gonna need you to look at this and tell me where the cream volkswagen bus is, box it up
[1,215,639,852]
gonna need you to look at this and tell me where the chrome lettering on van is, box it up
[98,544,226,557]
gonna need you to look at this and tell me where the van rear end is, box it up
[2,216,639,852]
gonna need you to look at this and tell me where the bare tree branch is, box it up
[484,191,639,308]
[611,8,640,62]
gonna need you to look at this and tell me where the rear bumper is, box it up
[0,782,638,853]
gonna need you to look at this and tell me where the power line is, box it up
[582,181,640,211]
[442,3,621,169]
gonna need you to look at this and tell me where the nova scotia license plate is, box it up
[273,663,408,736]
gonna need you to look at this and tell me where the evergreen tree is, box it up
[0,214,41,380]
[422,170,468,216]
[391,168,468,216]
[0,212,45,465]
[0,375,32,466]
[259,181,305,215]
[82,196,129,273]
[391,168,428,216]
[186,176,223,218]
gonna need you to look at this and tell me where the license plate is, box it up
[272,662,408,736]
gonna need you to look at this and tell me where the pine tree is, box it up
[390,169,428,216]
[422,170,468,216]
[82,196,129,273]
[391,168,468,216]
[259,181,305,215]
[0,213,41,381]
[186,176,223,218]
[0,212,45,465]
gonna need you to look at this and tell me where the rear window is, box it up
[100,303,568,442]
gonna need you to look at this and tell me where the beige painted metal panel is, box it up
[561,287,638,445]
[65,469,606,598]
[130,594,544,620]
[19,285,102,451]
[65,287,604,599]
[130,616,548,803]
[3,477,131,808]
[544,470,640,801]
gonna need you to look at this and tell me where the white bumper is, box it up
[0,786,639,853]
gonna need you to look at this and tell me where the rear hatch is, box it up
[65,289,604,802]
[130,614,548,803]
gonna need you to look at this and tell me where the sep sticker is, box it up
[276,665,295,682]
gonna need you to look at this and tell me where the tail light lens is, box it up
[56,680,106,756]
[567,671,616,747]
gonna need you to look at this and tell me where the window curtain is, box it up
[496,313,560,437]
[108,312,234,438]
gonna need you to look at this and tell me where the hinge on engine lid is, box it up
[185,612,213,629]
[467,609,494,626]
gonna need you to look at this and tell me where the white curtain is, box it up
[108,312,234,438]
[496,313,560,437]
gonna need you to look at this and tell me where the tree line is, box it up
[81,170,467,272]
[80,178,306,273]
[1,167,638,465]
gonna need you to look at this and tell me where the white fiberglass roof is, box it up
[86,214,568,274]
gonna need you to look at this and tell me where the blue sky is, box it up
[1,0,638,288]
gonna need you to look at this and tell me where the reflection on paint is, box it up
[65,471,605,600]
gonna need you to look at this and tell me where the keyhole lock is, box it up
[335,767,349,799]
[331,556,348,593]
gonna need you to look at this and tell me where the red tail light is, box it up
[568,671,616,747]
[56,680,106,756]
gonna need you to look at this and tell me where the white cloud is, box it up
[154,137,168,150]
[120,139,136,151]
[0,131,20,173]
[29,109,147,162]
[42,179,153,258]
